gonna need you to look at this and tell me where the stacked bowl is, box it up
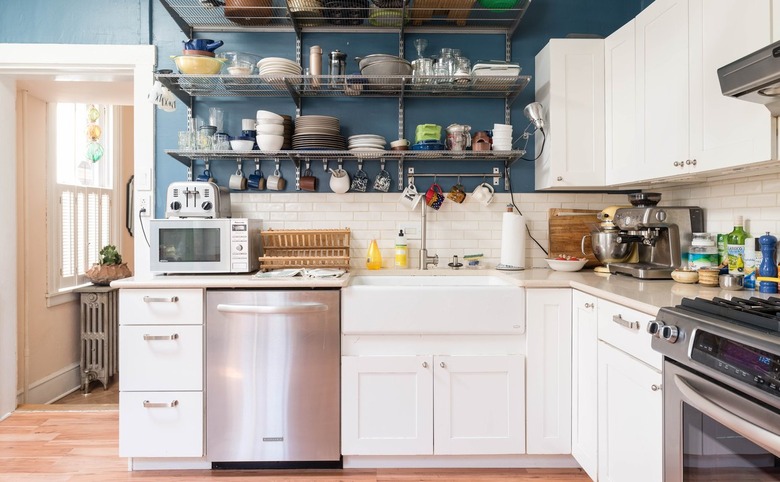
[492,123,513,151]
[255,110,286,151]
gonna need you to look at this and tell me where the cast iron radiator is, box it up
[76,286,118,393]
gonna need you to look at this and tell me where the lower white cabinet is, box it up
[597,342,662,482]
[525,288,572,454]
[118,288,205,458]
[341,354,525,456]
[571,290,598,480]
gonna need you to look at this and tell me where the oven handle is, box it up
[674,374,780,454]
[216,303,329,315]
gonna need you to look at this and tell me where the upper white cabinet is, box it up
[535,39,606,190]
[627,0,773,183]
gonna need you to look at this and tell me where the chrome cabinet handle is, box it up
[143,400,179,408]
[686,159,697,166]
[584,302,594,309]
[422,362,428,368]
[143,333,179,341]
[612,314,639,330]
[143,296,179,303]
[440,362,446,368]
[651,384,662,392]
[556,176,563,181]
[216,303,328,315]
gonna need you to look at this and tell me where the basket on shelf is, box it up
[259,228,351,271]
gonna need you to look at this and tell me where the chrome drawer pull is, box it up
[612,314,640,330]
[143,333,179,341]
[216,303,328,315]
[143,400,179,408]
[143,296,179,303]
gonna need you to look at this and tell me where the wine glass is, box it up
[414,38,428,59]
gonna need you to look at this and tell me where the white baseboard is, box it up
[343,454,580,469]
[23,362,81,404]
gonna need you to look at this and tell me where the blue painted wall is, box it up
[0,0,648,216]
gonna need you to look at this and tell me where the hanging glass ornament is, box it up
[77,160,93,185]
[86,141,104,163]
[87,104,100,123]
[86,123,102,141]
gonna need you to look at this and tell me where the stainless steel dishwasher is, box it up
[206,289,341,468]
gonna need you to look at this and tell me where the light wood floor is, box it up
[52,376,119,406]
[0,410,591,482]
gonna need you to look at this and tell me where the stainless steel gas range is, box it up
[651,296,780,481]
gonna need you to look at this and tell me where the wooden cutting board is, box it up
[548,208,601,268]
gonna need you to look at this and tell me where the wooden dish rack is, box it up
[258,228,351,271]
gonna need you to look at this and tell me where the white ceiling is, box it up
[15,78,133,105]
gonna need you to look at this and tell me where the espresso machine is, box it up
[608,206,704,279]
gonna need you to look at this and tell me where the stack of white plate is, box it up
[348,134,386,152]
[257,57,303,77]
[492,123,513,151]
[293,115,346,150]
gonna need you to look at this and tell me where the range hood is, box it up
[718,39,780,115]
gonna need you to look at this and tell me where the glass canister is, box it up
[688,232,718,270]
[328,50,347,85]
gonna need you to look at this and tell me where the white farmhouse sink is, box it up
[342,274,525,335]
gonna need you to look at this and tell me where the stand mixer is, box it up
[582,205,636,273]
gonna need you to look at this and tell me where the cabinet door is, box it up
[535,39,605,190]
[598,342,663,482]
[341,355,433,455]
[605,20,638,186]
[434,355,525,455]
[525,288,572,454]
[689,0,773,172]
[119,391,204,458]
[571,291,598,480]
[636,0,690,180]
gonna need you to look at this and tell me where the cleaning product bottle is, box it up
[726,216,750,276]
[394,230,408,269]
[366,239,382,270]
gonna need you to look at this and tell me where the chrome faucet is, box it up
[419,202,438,270]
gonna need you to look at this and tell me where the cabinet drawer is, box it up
[119,289,203,326]
[597,299,661,370]
[119,391,203,458]
[120,325,203,391]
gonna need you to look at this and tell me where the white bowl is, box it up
[256,134,284,151]
[256,123,285,135]
[544,258,588,272]
[256,110,284,122]
[229,139,255,152]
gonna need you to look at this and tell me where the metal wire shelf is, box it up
[159,0,532,35]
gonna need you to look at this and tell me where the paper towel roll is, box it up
[499,211,526,269]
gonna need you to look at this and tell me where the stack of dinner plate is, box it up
[348,134,386,152]
[257,57,303,77]
[292,115,346,150]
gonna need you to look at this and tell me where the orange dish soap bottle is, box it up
[366,239,382,270]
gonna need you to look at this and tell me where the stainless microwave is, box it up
[150,218,262,274]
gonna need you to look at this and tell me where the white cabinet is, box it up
[535,39,605,190]
[604,20,638,186]
[628,0,773,183]
[597,342,662,482]
[525,288,572,454]
[118,288,205,458]
[570,290,598,481]
[597,299,662,482]
[341,354,525,456]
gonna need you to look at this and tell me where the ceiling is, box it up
[15,77,133,105]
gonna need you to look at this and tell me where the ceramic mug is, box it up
[195,169,215,183]
[390,139,410,151]
[267,168,286,191]
[373,169,392,192]
[351,168,369,192]
[447,183,466,204]
[300,168,317,192]
[425,183,445,210]
[229,169,247,190]
[247,170,265,190]
[471,182,494,205]
[329,168,350,194]
[399,182,422,210]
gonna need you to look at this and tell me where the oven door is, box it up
[664,359,780,481]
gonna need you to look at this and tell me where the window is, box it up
[49,103,119,295]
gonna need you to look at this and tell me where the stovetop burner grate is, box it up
[679,296,780,334]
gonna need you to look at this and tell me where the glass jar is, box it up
[688,232,718,270]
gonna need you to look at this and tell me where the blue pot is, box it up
[183,39,224,52]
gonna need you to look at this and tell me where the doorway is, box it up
[0,43,156,418]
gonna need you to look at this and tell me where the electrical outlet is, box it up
[399,223,420,239]
[138,194,151,216]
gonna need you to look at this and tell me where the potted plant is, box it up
[85,245,132,285]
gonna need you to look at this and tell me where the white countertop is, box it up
[112,267,754,316]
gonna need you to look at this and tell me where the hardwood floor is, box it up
[0,410,591,481]
[52,376,119,406]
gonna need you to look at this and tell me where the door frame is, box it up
[0,43,156,418]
